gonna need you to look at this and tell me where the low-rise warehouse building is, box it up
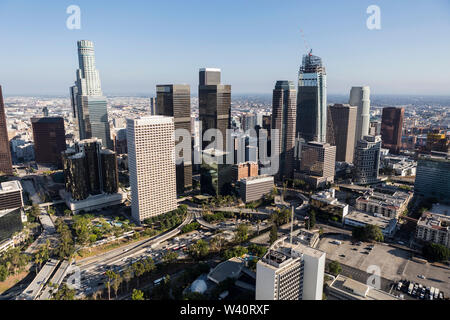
[343,211,398,236]
[416,204,450,248]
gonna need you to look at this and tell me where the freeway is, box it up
[39,260,71,300]
[64,212,193,298]
[17,259,60,300]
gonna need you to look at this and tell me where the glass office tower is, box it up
[70,40,113,150]
[296,51,327,143]
[156,84,192,194]
[272,81,297,180]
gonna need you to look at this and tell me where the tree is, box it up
[183,292,206,300]
[188,240,209,260]
[52,284,76,300]
[210,235,225,251]
[30,204,40,220]
[234,224,248,243]
[328,261,342,276]
[308,209,316,229]
[132,261,146,287]
[105,270,116,300]
[269,224,278,244]
[64,209,72,217]
[162,251,178,264]
[34,240,50,273]
[122,267,133,292]
[73,216,90,245]
[223,246,248,260]
[112,273,123,298]
[352,225,384,242]
[0,264,8,281]
[131,289,145,300]
[422,243,450,262]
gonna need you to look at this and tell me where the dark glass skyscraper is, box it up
[156,84,192,194]
[272,81,297,179]
[296,51,327,143]
[199,68,232,196]
[199,68,231,151]
[62,138,118,200]
[381,107,404,154]
[70,40,113,150]
[0,86,13,175]
[31,117,66,168]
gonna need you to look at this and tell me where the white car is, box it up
[418,274,426,279]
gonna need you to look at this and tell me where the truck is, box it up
[407,283,413,295]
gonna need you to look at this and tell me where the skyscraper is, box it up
[62,138,118,201]
[198,68,231,151]
[295,141,336,189]
[354,135,382,184]
[327,104,357,163]
[0,86,13,176]
[381,107,404,154]
[414,154,450,204]
[156,84,192,194]
[272,81,297,179]
[349,86,371,147]
[296,51,327,143]
[149,97,156,115]
[31,117,66,168]
[127,116,177,223]
[70,40,113,150]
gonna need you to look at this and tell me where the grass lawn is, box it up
[0,269,31,294]
[74,233,158,261]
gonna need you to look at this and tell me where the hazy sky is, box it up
[1,0,449,96]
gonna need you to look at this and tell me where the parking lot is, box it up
[318,234,450,296]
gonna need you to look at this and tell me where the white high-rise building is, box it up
[256,236,326,300]
[126,116,177,223]
[349,86,371,148]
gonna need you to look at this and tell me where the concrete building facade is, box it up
[127,116,177,222]
[354,135,381,185]
[256,237,325,300]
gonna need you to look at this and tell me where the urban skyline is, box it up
[0,1,449,307]
[1,1,450,95]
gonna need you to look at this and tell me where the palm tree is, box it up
[112,273,122,298]
[122,267,133,292]
[105,270,116,300]
[132,261,145,287]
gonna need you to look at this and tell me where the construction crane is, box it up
[299,29,312,55]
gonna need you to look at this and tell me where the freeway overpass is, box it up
[17,259,60,300]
